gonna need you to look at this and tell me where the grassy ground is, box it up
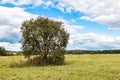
[0,54,120,80]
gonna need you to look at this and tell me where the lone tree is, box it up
[21,16,69,65]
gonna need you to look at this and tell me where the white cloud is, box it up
[1,0,16,4]
[0,6,38,51]
[64,24,84,34]
[1,0,120,30]
[53,18,84,34]
[45,1,54,8]
[67,33,120,50]
[51,0,120,30]
[0,25,11,39]
[1,0,44,6]
[3,0,120,30]
[1,0,54,8]
[0,42,21,51]
[0,6,37,42]
[80,16,93,21]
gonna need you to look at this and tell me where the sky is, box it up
[0,0,120,51]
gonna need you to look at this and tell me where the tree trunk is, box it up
[41,53,48,64]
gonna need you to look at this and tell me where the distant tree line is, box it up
[0,47,6,56]
[67,50,120,54]
[6,51,23,56]
[0,46,23,56]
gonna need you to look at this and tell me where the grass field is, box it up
[0,54,120,80]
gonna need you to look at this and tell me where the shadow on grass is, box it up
[10,56,71,68]
[10,60,68,68]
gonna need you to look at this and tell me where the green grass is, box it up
[0,54,120,80]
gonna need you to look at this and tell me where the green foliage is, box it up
[21,16,69,65]
[0,47,6,56]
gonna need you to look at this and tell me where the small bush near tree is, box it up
[0,47,6,56]
[21,16,69,65]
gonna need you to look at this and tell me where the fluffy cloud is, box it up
[0,42,21,51]
[0,6,37,42]
[2,0,120,30]
[1,0,44,6]
[0,6,38,50]
[53,0,120,30]
[1,0,54,7]
[53,18,84,34]
[64,24,84,34]
[68,33,120,50]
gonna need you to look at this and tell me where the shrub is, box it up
[0,47,6,56]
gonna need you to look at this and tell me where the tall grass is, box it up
[0,54,120,80]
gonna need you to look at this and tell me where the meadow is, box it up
[0,54,120,80]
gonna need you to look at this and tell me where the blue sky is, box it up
[0,0,120,51]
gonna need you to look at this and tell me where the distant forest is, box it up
[67,50,120,54]
[1,50,120,56]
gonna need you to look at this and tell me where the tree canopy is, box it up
[21,16,69,65]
